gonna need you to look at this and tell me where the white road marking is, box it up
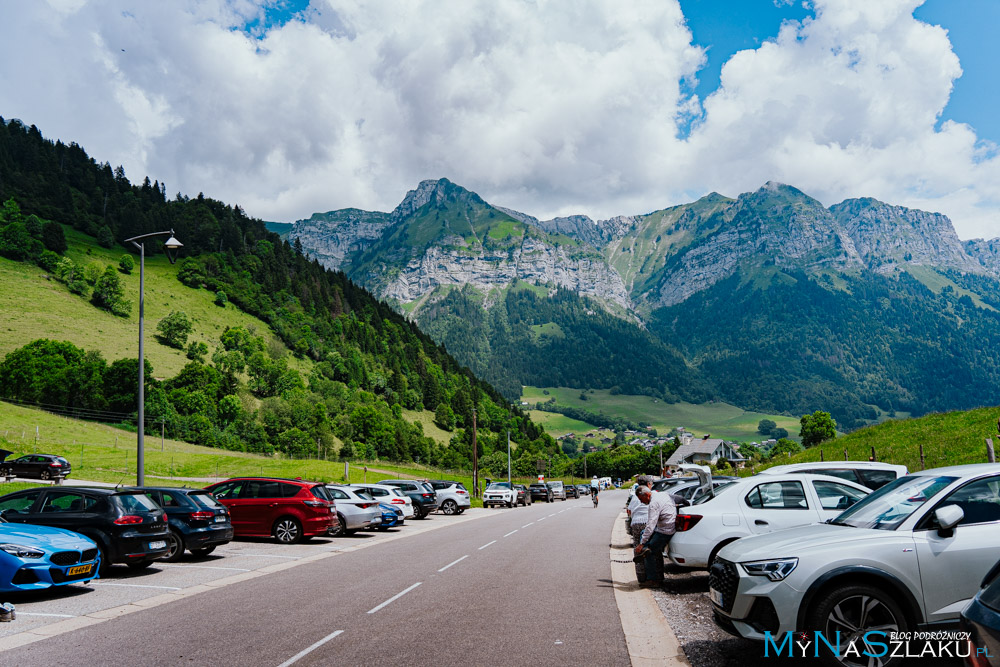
[91,583,180,591]
[538,517,547,521]
[478,540,497,550]
[438,555,468,572]
[548,513,558,517]
[367,582,422,614]
[522,522,534,528]
[275,629,344,667]
[156,564,251,572]
[16,612,76,618]
[503,529,518,537]
[216,552,302,559]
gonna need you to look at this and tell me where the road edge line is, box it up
[609,510,690,667]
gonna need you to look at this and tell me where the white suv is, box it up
[710,464,1000,666]
[757,461,908,490]
[483,482,517,508]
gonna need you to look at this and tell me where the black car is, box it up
[0,450,72,481]
[139,487,233,561]
[564,484,579,499]
[961,558,1000,666]
[0,486,170,573]
[513,484,532,506]
[528,483,553,502]
[379,480,439,519]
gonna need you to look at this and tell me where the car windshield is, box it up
[691,482,737,505]
[487,483,511,490]
[829,475,957,530]
[189,492,225,509]
[354,490,374,500]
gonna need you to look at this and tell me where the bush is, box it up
[42,221,67,253]
[119,254,134,274]
[83,261,103,285]
[156,311,193,349]
[92,265,131,317]
[185,341,208,363]
[97,225,115,248]
[214,290,227,307]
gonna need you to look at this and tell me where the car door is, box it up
[913,474,1000,623]
[33,489,100,534]
[239,480,289,534]
[811,479,868,518]
[12,456,35,477]
[210,481,247,531]
[0,489,43,521]
[740,479,817,534]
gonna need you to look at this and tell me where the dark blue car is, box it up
[138,487,233,561]
[961,558,1000,667]
[374,502,403,531]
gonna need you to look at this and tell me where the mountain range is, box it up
[288,179,1000,431]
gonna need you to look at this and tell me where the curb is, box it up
[610,510,690,667]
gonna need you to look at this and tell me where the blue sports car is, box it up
[375,502,403,531]
[0,521,100,592]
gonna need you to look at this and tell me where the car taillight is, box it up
[114,515,143,525]
[189,511,214,520]
[674,514,702,532]
[50,463,62,467]
[421,493,433,498]
[358,503,374,509]
[456,490,467,495]
[391,499,404,504]
[303,500,326,507]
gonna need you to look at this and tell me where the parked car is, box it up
[326,485,381,535]
[529,483,553,502]
[670,479,736,504]
[576,485,591,496]
[0,450,72,481]
[565,484,579,499]
[651,475,736,494]
[483,482,518,508]
[961,558,1000,667]
[379,480,438,519]
[514,484,532,506]
[204,477,335,544]
[0,518,100,592]
[668,472,870,569]
[351,484,414,519]
[139,487,233,561]
[757,461,907,490]
[0,486,170,573]
[710,463,1000,666]
[546,481,567,501]
[374,503,404,531]
[428,480,471,515]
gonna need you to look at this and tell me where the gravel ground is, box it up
[650,563,963,667]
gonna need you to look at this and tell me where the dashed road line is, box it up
[216,552,302,559]
[16,613,75,618]
[478,540,497,550]
[437,555,468,572]
[275,629,344,667]
[522,522,535,528]
[503,529,518,537]
[91,583,181,591]
[157,564,251,572]
[538,517,547,521]
[367,582,422,614]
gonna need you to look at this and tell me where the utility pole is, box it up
[472,408,478,497]
[161,420,165,452]
[507,403,512,486]
[584,454,587,480]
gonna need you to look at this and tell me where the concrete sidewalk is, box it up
[610,510,689,667]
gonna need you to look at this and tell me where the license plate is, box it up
[214,515,226,523]
[67,564,93,576]
[709,587,724,606]
[148,540,167,550]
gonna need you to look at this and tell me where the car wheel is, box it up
[442,500,458,515]
[40,470,51,480]
[163,530,185,562]
[191,546,216,557]
[506,500,513,508]
[97,545,110,576]
[127,560,154,570]
[273,517,303,544]
[807,584,908,667]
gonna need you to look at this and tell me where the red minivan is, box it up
[204,477,334,544]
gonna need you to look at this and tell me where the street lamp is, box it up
[123,229,183,486]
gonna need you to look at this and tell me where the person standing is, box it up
[627,476,653,582]
[634,486,676,588]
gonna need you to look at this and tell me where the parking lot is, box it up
[0,507,497,649]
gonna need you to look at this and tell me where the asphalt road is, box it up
[4,492,630,666]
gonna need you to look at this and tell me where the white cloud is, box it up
[0,0,998,239]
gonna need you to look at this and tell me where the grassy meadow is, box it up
[0,226,303,379]
[522,386,802,442]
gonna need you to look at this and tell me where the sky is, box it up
[1,0,999,240]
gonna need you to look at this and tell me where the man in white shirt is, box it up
[626,476,654,582]
[634,486,677,587]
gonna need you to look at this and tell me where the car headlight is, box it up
[741,558,798,581]
[0,543,45,559]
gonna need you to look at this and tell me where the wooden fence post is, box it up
[919,443,925,470]
[987,438,996,464]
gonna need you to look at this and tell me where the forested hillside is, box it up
[0,117,562,471]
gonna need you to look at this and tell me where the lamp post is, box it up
[123,230,183,486]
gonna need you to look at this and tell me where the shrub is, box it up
[214,290,227,307]
[119,254,134,274]
[156,311,193,349]
[92,266,131,317]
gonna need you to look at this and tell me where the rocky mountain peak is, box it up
[390,178,483,222]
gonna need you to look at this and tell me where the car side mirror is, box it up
[935,505,964,536]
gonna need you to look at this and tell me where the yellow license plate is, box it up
[67,564,92,576]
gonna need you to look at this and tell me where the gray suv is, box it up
[428,480,471,515]
[711,463,1000,666]
[546,481,567,501]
